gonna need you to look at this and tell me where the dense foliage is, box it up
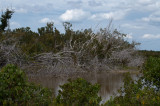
[55,78,101,105]
[142,57,160,90]
[0,64,53,105]
[105,57,160,105]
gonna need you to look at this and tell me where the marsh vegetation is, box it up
[0,9,160,105]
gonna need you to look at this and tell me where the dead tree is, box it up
[0,37,27,68]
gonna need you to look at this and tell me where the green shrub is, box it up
[105,57,160,106]
[105,73,160,105]
[142,57,160,89]
[55,78,101,106]
[0,64,53,105]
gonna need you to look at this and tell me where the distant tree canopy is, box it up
[139,50,160,58]
[0,9,14,32]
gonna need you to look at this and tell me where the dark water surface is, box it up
[29,71,138,103]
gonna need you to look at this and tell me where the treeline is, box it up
[139,50,160,58]
[0,9,143,74]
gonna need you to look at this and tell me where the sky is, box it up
[1,0,160,51]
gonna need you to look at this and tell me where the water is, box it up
[29,71,137,103]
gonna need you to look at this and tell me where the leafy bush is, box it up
[55,78,101,105]
[106,73,160,105]
[0,64,53,105]
[105,57,160,105]
[142,57,160,89]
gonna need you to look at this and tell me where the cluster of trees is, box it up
[0,9,144,75]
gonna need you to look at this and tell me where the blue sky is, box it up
[1,0,160,51]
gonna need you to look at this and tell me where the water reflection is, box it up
[29,71,137,103]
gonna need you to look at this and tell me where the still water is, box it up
[29,71,137,103]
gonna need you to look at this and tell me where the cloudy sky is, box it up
[1,0,160,51]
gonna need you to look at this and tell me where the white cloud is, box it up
[142,17,150,22]
[90,10,129,21]
[142,34,160,39]
[40,18,53,23]
[142,16,160,22]
[138,0,152,4]
[135,1,160,12]
[15,8,28,13]
[121,24,144,29]
[39,18,60,25]
[60,9,90,21]
[142,10,160,25]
